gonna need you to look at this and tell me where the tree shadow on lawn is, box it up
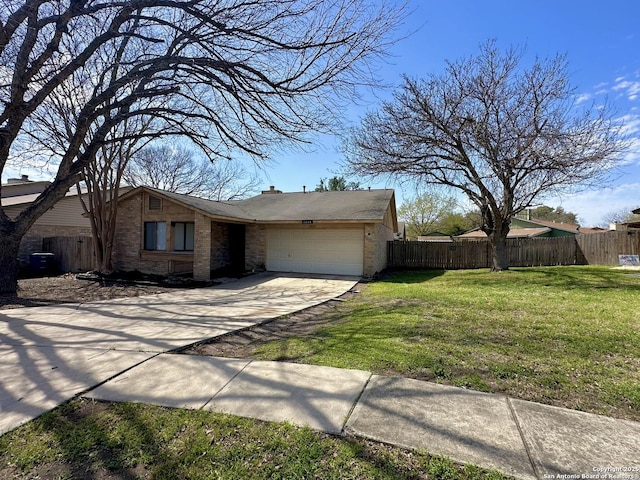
[377,269,446,284]
[0,399,475,480]
[513,266,640,291]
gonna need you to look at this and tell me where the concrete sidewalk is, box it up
[85,354,640,480]
[0,273,358,435]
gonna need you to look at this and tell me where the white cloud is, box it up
[612,78,640,101]
[545,182,640,227]
[575,93,591,104]
[617,113,640,135]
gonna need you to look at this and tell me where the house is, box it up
[112,186,398,279]
[458,217,583,239]
[417,232,453,242]
[1,175,92,265]
[622,207,640,230]
[395,221,406,241]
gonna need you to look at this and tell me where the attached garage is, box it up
[266,227,364,276]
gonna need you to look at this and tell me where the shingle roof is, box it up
[145,188,250,220]
[527,218,579,233]
[458,227,551,239]
[136,187,395,224]
[236,189,395,222]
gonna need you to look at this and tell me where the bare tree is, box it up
[600,207,640,227]
[0,1,405,293]
[77,116,154,275]
[345,41,624,270]
[124,145,260,200]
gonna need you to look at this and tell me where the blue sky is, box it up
[261,0,640,226]
[5,1,640,226]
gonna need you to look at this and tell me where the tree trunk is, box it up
[96,237,114,275]
[0,234,21,294]
[489,234,509,271]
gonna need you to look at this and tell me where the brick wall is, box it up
[211,222,231,270]
[245,223,265,271]
[364,221,394,277]
[193,212,212,280]
[112,193,143,272]
[113,191,197,276]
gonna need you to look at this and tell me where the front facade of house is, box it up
[112,187,397,279]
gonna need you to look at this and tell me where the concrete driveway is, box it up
[0,273,358,435]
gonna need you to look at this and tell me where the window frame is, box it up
[144,221,167,251]
[173,221,195,251]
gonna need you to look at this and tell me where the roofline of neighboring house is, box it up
[515,217,579,234]
[457,226,552,238]
[0,186,90,207]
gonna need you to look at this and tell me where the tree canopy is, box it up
[397,191,458,238]
[345,41,624,270]
[315,175,361,191]
[525,206,579,225]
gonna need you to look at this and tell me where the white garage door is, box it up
[266,227,364,276]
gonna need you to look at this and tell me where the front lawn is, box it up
[0,399,507,480]
[255,266,640,420]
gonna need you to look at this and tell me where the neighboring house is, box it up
[112,186,398,279]
[1,176,92,265]
[395,221,406,241]
[457,217,584,240]
[417,231,453,242]
[623,207,640,230]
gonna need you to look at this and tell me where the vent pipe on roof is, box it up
[303,185,306,193]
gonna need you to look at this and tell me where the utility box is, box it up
[30,252,56,275]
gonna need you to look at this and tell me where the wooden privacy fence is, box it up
[389,230,640,269]
[576,230,640,265]
[42,236,95,273]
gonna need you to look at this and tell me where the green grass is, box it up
[0,399,508,480]
[254,266,640,420]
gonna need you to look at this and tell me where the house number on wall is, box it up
[302,220,313,224]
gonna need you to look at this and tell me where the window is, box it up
[144,222,166,250]
[173,222,194,251]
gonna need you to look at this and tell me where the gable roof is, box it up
[512,217,580,234]
[120,187,396,226]
[458,227,551,239]
[141,188,250,221]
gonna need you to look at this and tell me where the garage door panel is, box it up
[266,228,364,276]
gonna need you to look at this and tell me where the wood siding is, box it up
[42,236,95,272]
[5,195,90,227]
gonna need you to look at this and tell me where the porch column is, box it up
[193,212,212,280]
